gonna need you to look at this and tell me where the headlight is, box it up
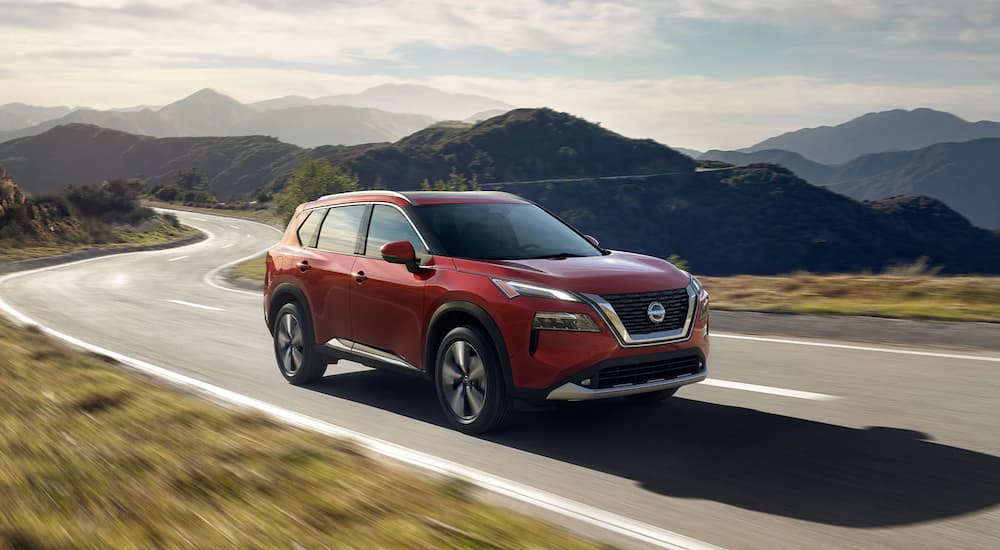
[532,312,601,332]
[491,278,581,302]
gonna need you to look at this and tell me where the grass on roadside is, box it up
[702,273,1000,322]
[0,219,198,262]
[0,317,600,549]
[233,255,267,282]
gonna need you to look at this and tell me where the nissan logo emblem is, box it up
[647,301,666,323]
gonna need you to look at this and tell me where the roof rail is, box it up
[316,189,414,205]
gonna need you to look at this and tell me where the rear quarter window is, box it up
[296,209,324,248]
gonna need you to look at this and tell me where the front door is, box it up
[349,204,429,369]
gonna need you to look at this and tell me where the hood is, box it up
[452,251,691,295]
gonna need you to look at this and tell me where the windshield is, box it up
[413,203,602,261]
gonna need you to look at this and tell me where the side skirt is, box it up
[320,338,429,380]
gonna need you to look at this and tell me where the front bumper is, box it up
[547,369,706,400]
[511,347,708,403]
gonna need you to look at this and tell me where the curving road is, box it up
[2,210,999,549]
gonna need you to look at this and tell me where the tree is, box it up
[278,157,359,221]
[174,169,208,191]
[420,168,479,192]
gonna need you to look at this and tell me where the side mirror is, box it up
[381,240,420,273]
[584,234,600,248]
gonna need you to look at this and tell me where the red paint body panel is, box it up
[265,191,710,395]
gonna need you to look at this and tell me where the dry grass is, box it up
[702,273,1000,322]
[0,221,198,262]
[233,255,266,282]
[0,318,600,549]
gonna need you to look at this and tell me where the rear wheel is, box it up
[273,302,326,385]
[626,387,678,404]
[434,326,510,434]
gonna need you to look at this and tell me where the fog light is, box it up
[532,312,600,332]
[581,378,592,386]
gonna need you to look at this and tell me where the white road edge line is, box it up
[167,299,223,312]
[167,255,188,262]
[0,300,718,550]
[703,379,838,401]
[714,332,1000,363]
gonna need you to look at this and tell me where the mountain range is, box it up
[250,84,512,120]
[0,103,73,132]
[700,137,1000,228]
[0,89,437,148]
[743,108,1000,164]
[0,109,693,200]
[1,107,998,274]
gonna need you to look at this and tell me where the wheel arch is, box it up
[267,282,315,337]
[425,301,513,391]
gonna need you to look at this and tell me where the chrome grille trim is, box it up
[581,283,698,347]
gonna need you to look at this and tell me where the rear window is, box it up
[296,209,324,248]
[316,204,367,254]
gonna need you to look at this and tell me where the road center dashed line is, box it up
[714,332,1000,363]
[166,255,188,262]
[167,299,223,312]
[229,224,240,229]
[221,244,234,249]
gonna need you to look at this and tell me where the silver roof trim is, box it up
[317,190,415,205]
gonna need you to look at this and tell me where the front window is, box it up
[414,203,601,260]
[365,204,426,257]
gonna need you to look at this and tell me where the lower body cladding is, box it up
[512,348,709,403]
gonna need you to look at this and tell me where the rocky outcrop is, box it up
[0,167,27,219]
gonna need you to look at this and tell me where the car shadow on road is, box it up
[307,368,1000,528]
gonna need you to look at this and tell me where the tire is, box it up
[434,326,510,434]
[626,387,678,404]
[272,302,327,385]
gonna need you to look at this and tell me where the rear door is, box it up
[349,204,429,369]
[300,203,368,345]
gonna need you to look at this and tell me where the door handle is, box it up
[296,260,311,272]
[352,270,367,283]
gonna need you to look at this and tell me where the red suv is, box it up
[265,191,709,433]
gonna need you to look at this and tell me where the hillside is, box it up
[823,138,1000,228]
[698,149,832,184]
[0,170,193,260]
[745,108,1000,164]
[0,124,305,199]
[313,108,696,187]
[0,89,434,148]
[503,165,1000,275]
[704,139,1000,229]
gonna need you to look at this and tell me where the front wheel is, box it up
[434,326,510,434]
[273,302,327,385]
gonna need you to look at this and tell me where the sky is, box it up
[1,0,999,150]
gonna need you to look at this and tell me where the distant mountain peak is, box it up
[745,107,1000,164]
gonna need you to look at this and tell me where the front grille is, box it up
[593,355,704,389]
[602,288,689,335]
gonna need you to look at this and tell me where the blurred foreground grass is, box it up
[703,273,1000,322]
[0,318,600,549]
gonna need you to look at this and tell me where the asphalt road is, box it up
[2,210,998,549]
